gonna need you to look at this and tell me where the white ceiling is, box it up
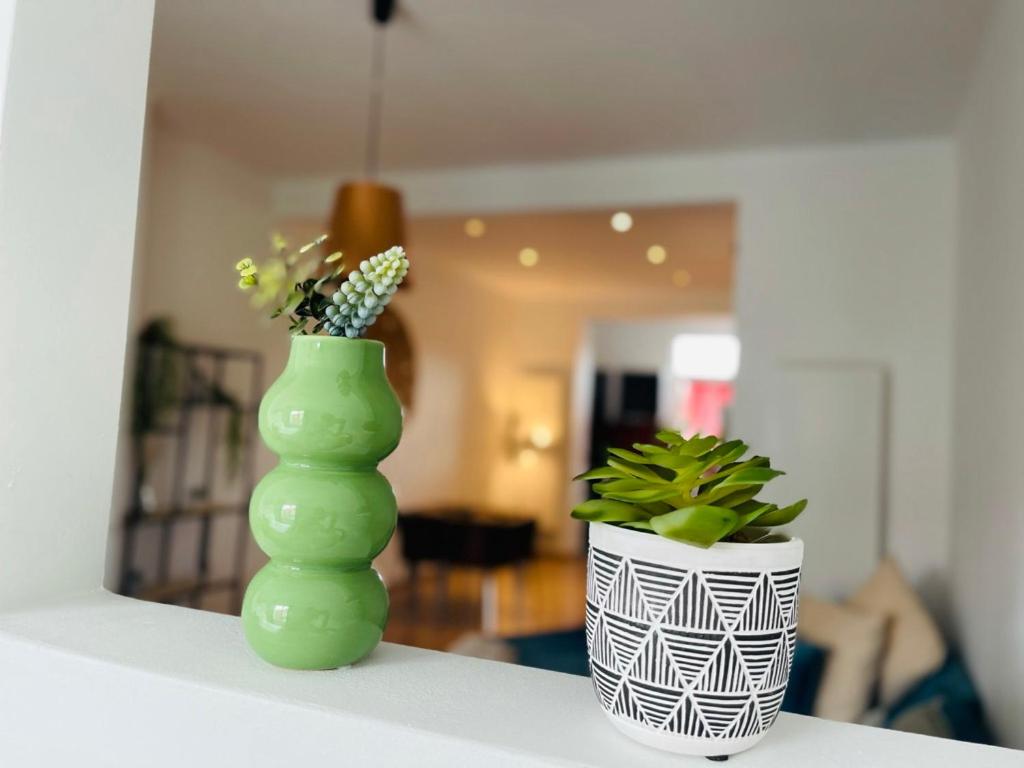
[150,0,992,176]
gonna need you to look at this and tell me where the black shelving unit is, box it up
[118,334,262,614]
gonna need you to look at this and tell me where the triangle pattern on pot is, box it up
[590,660,622,711]
[659,627,724,686]
[629,558,689,618]
[724,697,762,740]
[733,630,786,690]
[762,631,793,691]
[771,567,801,626]
[589,613,622,670]
[603,613,652,667]
[611,679,647,724]
[694,634,750,693]
[602,560,652,620]
[734,574,785,632]
[589,548,623,606]
[690,692,752,738]
[630,678,685,729]
[661,571,724,631]
[627,629,685,688]
[756,687,787,731]
[703,571,761,629]
[584,599,598,648]
[663,695,710,738]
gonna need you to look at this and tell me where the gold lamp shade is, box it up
[328,179,415,405]
[327,181,406,268]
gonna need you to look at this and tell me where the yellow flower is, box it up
[299,234,329,255]
[251,259,287,307]
[235,257,257,277]
[238,275,257,289]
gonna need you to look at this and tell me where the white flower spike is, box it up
[324,246,409,338]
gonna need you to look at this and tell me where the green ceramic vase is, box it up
[241,336,402,669]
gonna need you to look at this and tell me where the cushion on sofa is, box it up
[883,653,995,745]
[848,557,946,705]
[798,594,887,721]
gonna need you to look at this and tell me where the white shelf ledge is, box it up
[0,591,1018,767]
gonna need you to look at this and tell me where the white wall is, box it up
[277,139,957,602]
[138,114,279,353]
[952,0,1024,747]
[105,114,280,603]
[0,0,15,147]
[105,107,158,591]
[732,146,956,607]
[0,0,154,610]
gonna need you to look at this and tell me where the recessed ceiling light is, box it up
[518,247,539,267]
[464,218,486,237]
[610,211,633,233]
[672,269,692,288]
[646,245,667,265]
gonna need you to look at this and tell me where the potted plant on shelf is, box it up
[572,431,807,759]
[234,235,409,670]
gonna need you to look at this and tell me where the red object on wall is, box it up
[682,380,734,438]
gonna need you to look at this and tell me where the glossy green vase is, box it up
[241,337,402,669]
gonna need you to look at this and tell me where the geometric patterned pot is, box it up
[586,522,804,757]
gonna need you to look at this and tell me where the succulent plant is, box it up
[571,430,806,547]
[324,247,409,338]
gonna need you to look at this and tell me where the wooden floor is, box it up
[383,557,587,651]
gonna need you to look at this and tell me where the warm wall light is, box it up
[671,334,741,381]
[529,425,554,449]
[518,448,540,468]
[510,423,558,464]
[504,414,560,463]
[464,218,486,237]
[646,245,667,264]
[610,211,633,232]
[672,268,692,287]
[518,247,539,267]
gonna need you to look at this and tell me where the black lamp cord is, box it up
[364,0,396,180]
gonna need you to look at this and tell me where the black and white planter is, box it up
[585,522,804,758]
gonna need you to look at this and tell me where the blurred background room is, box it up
[105,0,1022,751]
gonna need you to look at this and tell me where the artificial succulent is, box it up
[572,430,806,547]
